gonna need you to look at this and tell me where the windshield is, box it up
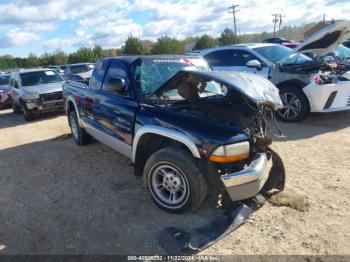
[70,64,94,74]
[333,45,350,59]
[0,75,10,86]
[20,70,64,87]
[254,45,312,65]
[133,58,210,96]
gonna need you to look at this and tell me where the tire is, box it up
[68,111,91,145]
[143,147,207,213]
[276,86,309,122]
[21,103,35,121]
[12,102,22,114]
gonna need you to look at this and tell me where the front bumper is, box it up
[303,81,350,113]
[25,99,64,112]
[220,153,271,201]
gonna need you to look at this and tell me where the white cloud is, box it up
[1,0,350,54]
[0,28,39,48]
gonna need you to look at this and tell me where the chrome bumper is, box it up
[221,153,271,201]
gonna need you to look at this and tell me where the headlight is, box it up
[23,93,40,100]
[209,141,250,163]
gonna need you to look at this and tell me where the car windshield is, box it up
[20,70,64,87]
[70,64,94,74]
[0,75,10,86]
[133,58,210,96]
[254,45,312,65]
[333,45,350,59]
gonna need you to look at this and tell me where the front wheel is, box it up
[22,103,35,121]
[276,87,309,122]
[12,102,22,114]
[143,147,207,213]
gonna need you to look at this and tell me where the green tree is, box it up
[122,35,147,55]
[219,28,238,46]
[68,47,95,63]
[152,36,185,54]
[26,53,40,67]
[193,34,218,50]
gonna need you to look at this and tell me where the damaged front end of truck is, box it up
[148,70,286,202]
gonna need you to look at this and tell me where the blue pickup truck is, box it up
[63,55,285,213]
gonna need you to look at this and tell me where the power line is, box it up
[228,4,240,42]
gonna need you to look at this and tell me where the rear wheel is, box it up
[143,147,207,213]
[277,87,309,122]
[68,111,91,145]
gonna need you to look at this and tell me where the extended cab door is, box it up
[92,61,138,147]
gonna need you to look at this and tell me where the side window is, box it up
[204,50,233,67]
[102,62,129,95]
[90,61,107,91]
[231,50,258,66]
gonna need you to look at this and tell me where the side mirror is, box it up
[246,60,263,71]
[107,77,125,93]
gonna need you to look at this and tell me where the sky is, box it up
[0,0,348,57]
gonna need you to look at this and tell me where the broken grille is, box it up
[41,91,63,102]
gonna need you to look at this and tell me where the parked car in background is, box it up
[198,21,350,122]
[9,68,65,121]
[263,37,291,45]
[0,73,11,109]
[322,44,350,63]
[64,63,94,85]
[63,55,285,213]
[48,65,65,75]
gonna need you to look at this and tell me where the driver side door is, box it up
[92,61,138,157]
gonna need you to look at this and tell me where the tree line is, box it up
[0,23,315,70]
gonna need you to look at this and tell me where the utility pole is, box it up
[278,14,285,31]
[228,4,240,42]
[272,14,284,37]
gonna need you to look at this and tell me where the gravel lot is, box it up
[0,108,349,255]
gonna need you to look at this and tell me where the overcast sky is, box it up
[0,0,348,57]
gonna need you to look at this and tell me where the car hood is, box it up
[153,70,283,110]
[22,82,64,95]
[294,21,350,56]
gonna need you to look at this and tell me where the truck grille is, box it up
[41,91,63,102]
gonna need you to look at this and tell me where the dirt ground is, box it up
[0,108,349,255]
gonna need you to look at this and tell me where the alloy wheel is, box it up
[277,92,302,120]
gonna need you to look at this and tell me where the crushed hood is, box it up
[154,70,283,110]
[294,20,350,56]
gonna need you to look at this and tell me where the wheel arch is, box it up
[66,96,83,127]
[132,126,201,176]
[276,79,307,90]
